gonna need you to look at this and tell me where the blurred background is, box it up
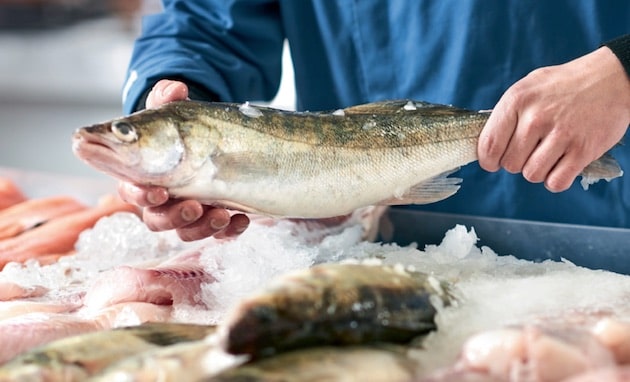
[0,0,294,179]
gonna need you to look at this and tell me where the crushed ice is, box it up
[0,213,187,296]
[238,101,263,118]
[3,210,630,371]
[403,101,417,111]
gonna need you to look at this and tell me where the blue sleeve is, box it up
[122,0,284,114]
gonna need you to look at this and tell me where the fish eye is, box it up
[111,121,137,143]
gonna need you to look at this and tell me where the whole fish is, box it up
[0,322,216,381]
[72,100,623,219]
[218,262,455,360]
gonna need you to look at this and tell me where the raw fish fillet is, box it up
[0,178,26,211]
[84,249,215,310]
[0,281,47,301]
[0,196,87,240]
[0,300,78,322]
[426,317,626,382]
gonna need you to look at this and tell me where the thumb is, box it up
[145,80,189,109]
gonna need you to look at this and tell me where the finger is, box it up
[544,151,586,193]
[521,135,567,184]
[175,207,232,241]
[117,181,169,207]
[145,80,189,109]
[499,112,547,174]
[213,213,250,240]
[478,100,518,172]
[143,199,204,231]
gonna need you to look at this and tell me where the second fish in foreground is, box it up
[218,262,456,360]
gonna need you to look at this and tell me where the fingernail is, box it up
[160,81,177,99]
[146,190,161,205]
[181,206,198,222]
[210,218,229,230]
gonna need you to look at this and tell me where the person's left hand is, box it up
[478,46,630,192]
[117,79,250,241]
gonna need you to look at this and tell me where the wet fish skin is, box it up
[90,335,241,382]
[0,322,216,381]
[218,263,455,360]
[207,345,420,382]
[73,100,622,219]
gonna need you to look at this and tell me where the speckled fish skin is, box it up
[89,338,229,382]
[0,322,216,381]
[218,263,455,360]
[72,100,622,218]
[207,344,421,382]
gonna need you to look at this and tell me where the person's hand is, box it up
[478,46,630,192]
[118,79,250,241]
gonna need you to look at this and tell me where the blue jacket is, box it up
[123,0,630,227]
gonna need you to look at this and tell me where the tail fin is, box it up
[580,152,623,190]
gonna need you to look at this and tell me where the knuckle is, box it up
[482,136,504,161]
[520,112,549,137]
[504,79,532,108]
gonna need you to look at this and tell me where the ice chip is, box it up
[403,101,417,111]
[238,101,263,118]
[424,225,479,263]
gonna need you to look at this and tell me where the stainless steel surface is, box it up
[387,207,630,274]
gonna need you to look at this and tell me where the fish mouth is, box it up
[72,129,140,184]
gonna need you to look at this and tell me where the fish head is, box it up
[72,102,218,187]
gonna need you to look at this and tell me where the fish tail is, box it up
[580,152,624,190]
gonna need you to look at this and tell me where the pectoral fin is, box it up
[378,170,462,206]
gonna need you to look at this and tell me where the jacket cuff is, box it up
[604,34,630,79]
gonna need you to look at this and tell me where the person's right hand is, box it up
[117,79,250,241]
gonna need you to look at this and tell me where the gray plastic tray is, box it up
[386,207,630,275]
